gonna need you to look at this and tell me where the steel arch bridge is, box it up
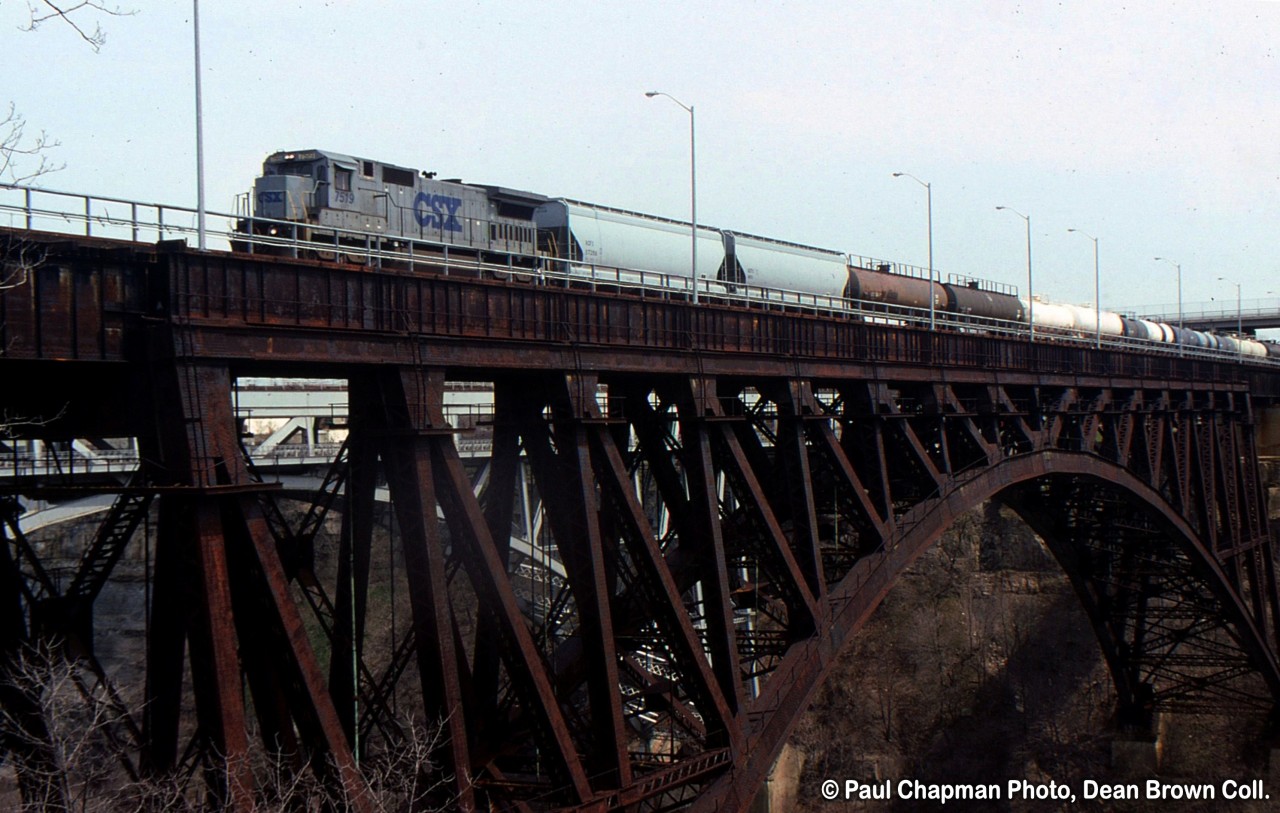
[2,231,1280,811]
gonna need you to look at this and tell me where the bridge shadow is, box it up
[865,492,1272,813]
[888,587,1107,812]
[796,503,1114,811]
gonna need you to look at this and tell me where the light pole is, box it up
[193,0,207,251]
[997,206,1033,341]
[893,172,935,330]
[1068,228,1100,348]
[1154,257,1183,330]
[646,91,698,303]
[1218,276,1243,358]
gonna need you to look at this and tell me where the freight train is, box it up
[237,148,1274,359]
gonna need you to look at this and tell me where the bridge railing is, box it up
[0,182,219,247]
[4,182,1277,368]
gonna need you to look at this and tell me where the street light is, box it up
[1067,228,1100,349]
[893,172,935,330]
[997,206,1033,341]
[1154,257,1183,330]
[193,0,207,251]
[645,91,698,303]
[1217,276,1244,359]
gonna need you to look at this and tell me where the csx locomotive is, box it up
[240,148,1273,358]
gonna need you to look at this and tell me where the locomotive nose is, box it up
[253,174,312,220]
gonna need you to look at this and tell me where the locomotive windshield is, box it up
[264,159,319,180]
[265,151,322,178]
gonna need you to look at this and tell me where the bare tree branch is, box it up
[4,0,136,184]
[0,104,63,185]
[21,1,135,52]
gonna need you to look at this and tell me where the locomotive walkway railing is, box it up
[2,180,1276,368]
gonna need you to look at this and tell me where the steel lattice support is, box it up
[5,365,1280,812]
[286,372,1276,812]
[4,233,1280,811]
[129,356,371,811]
[4,370,1278,812]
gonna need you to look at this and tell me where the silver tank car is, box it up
[533,199,847,297]
[533,199,725,284]
[726,232,848,298]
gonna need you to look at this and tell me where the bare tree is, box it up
[1,0,134,186]
[0,644,459,811]
[0,644,134,812]
[1,2,133,296]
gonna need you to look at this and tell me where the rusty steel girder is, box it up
[2,235,1280,811]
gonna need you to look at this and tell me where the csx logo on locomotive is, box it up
[257,191,285,206]
[414,192,463,232]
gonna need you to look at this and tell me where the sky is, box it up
[1,0,1277,316]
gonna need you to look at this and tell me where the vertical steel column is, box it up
[375,367,475,811]
[185,498,255,811]
[471,379,523,738]
[139,481,187,776]
[675,377,746,714]
[328,377,379,747]
[138,351,256,808]
[142,342,370,809]
[513,374,630,790]
[771,380,825,596]
[424,376,595,805]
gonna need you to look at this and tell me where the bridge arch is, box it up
[882,451,1280,710]
[707,448,1280,813]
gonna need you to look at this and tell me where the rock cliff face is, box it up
[786,501,1277,813]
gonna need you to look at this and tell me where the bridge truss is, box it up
[2,232,1280,811]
